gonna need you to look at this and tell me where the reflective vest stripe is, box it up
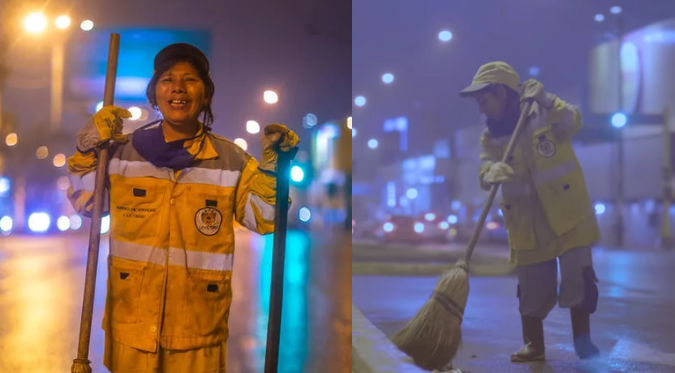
[69,172,97,193]
[501,160,576,198]
[109,159,172,180]
[241,194,276,231]
[178,168,240,188]
[532,159,576,186]
[110,239,234,271]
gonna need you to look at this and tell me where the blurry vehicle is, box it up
[375,214,449,244]
[450,207,509,244]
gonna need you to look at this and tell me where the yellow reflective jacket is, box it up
[478,95,600,265]
[67,123,278,352]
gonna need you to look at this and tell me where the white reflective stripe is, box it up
[533,159,576,186]
[68,171,96,193]
[250,194,275,221]
[178,168,240,188]
[501,182,532,198]
[109,159,171,180]
[111,240,234,271]
[168,247,233,271]
[110,239,166,266]
[242,194,258,231]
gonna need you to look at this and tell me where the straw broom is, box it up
[392,101,534,371]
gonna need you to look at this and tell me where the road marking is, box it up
[610,339,675,367]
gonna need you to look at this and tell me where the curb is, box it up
[352,303,429,373]
[352,261,516,277]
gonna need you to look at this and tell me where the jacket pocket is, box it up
[500,199,536,250]
[184,271,232,337]
[110,180,165,243]
[537,171,591,236]
[108,258,146,324]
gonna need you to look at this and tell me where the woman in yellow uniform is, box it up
[67,43,299,373]
[459,61,600,363]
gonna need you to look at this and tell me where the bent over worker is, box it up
[459,61,600,363]
[66,43,299,373]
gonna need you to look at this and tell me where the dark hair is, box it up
[145,58,216,127]
[483,84,520,103]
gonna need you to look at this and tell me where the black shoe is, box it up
[571,307,600,359]
[510,316,546,362]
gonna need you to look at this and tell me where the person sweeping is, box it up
[66,42,299,372]
[461,61,601,362]
[393,62,601,371]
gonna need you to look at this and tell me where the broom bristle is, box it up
[392,266,470,370]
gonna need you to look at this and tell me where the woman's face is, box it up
[154,61,208,128]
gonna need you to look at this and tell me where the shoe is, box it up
[571,307,600,359]
[510,316,546,362]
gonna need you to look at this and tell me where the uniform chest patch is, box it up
[195,207,223,236]
[536,139,556,158]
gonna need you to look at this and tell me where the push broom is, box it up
[392,100,534,371]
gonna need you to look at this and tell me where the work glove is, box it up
[76,106,132,152]
[483,161,514,184]
[259,123,300,173]
[519,79,547,104]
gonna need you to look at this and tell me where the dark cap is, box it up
[153,43,210,74]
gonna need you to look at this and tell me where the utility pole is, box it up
[615,10,625,248]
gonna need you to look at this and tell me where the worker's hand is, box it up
[76,106,132,151]
[259,123,300,173]
[519,79,547,104]
[483,161,514,184]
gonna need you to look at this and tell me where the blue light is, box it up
[290,166,305,182]
[368,139,378,149]
[28,212,51,233]
[383,222,394,232]
[352,128,356,138]
[414,222,425,233]
[0,177,10,195]
[438,30,453,42]
[447,215,458,224]
[529,66,540,77]
[0,216,13,232]
[611,113,627,128]
[382,73,394,84]
[610,6,622,14]
[595,14,605,22]
[354,96,367,107]
[302,113,318,128]
[595,203,606,215]
[298,207,311,222]
[406,188,418,199]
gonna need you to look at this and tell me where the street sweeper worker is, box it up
[459,61,601,363]
[66,42,299,373]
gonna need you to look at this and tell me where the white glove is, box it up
[483,162,514,184]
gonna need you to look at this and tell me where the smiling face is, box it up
[153,61,208,130]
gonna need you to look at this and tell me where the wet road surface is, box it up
[0,229,350,373]
[353,248,675,373]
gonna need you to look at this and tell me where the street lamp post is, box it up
[613,7,625,247]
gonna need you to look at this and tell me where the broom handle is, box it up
[462,101,533,264]
[71,33,120,373]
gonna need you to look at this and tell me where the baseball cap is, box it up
[153,43,210,75]
[459,61,519,96]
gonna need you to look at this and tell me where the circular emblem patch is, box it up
[194,207,223,236]
[536,139,556,158]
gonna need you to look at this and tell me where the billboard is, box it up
[65,28,211,102]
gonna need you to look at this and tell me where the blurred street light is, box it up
[290,166,305,182]
[234,138,248,150]
[128,106,142,120]
[5,133,17,147]
[36,146,49,159]
[382,73,394,84]
[438,30,453,42]
[612,112,627,128]
[354,96,366,107]
[368,139,378,149]
[52,153,66,167]
[263,90,279,104]
[352,128,356,138]
[55,15,71,29]
[24,13,48,34]
[302,113,318,128]
[610,6,622,15]
[347,116,352,129]
[246,120,260,134]
[595,14,605,22]
[80,20,94,31]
